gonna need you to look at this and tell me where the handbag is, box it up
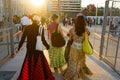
[82,31,93,55]
[36,25,49,51]
[51,24,66,47]
[64,39,73,62]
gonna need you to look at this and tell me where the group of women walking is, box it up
[16,13,92,80]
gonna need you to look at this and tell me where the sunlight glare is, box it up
[31,0,44,7]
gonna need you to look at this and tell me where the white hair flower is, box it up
[32,15,40,21]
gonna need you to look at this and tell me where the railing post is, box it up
[8,0,14,55]
[99,0,109,59]
[7,30,10,55]
[114,27,120,69]
[105,1,114,57]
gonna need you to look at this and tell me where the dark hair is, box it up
[41,17,46,25]
[72,18,75,24]
[75,16,86,36]
[52,14,58,21]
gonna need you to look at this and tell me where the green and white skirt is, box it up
[48,42,66,68]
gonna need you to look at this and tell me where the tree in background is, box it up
[83,4,120,16]
[97,7,104,16]
[83,4,96,16]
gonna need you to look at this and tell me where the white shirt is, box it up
[21,16,32,26]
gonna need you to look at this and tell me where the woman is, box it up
[17,15,55,80]
[63,13,92,80]
[48,14,66,73]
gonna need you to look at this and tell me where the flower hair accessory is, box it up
[32,15,40,21]
[76,13,83,17]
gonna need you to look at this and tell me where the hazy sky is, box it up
[81,0,106,7]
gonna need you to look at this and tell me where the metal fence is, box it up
[0,26,22,64]
[102,0,120,74]
[92,0,120,74]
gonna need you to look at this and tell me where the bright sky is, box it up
[82,0,106,7]
[31,0,45,7]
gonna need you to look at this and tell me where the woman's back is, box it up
[18,23,39,52]
[70,28,84,43]
[48,22,58,39]
[48,22,57,33]
[69,28,84,50]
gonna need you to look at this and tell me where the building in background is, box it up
[51,0,82,17]
[11,0,36,16]
[0,0,3,19]
[0,0,48,17]
[1,0,81,17]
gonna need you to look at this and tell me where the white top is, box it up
[21,16,32,26]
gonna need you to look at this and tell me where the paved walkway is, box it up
[0,25,120,80]
[0,45,120,80]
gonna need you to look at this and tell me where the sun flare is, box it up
[31,0,45,7]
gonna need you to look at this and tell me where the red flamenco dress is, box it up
[17,50,55,80]
[17,24,54,80]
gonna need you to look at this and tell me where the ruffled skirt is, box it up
[63,47,92,80]
[17,50,55,80]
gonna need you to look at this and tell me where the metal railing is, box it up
[92,0,120,75]
[0,27,22,64]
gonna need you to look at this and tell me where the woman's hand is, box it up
[15,50,19,55]
[86,28,90,36]
[11,50,19,57]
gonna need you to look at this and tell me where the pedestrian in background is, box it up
[20,14,32,31]
[63,13,92,80]
[13,15,21,31]
[16,15,55,80]
[0,14,4,28]
[48,14,66,73]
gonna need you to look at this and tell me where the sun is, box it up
[31,0,45,7]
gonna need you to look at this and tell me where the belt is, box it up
[71,42,82,49]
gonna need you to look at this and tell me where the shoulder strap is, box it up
[84,31,88,40]
[55,24,59,33]
[39,25,44,36]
